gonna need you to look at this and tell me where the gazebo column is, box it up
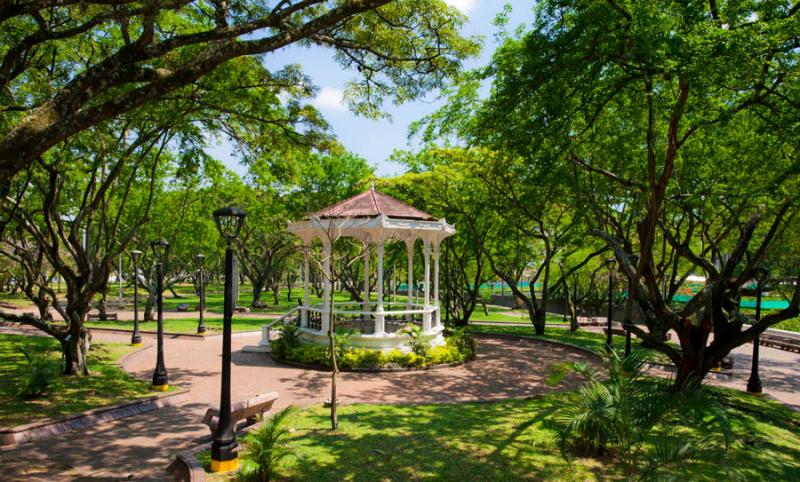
[363,243,371,315]
[423,239,431,332]
[321,240,332,334]
[302,243,310,327]
[406,238,414,321]
[374,240,385,335]
[433,242,441,328]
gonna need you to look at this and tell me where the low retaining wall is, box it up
[0,388,190,447]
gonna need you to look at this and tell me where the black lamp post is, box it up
[210,207,246,473]
[150,239,169,391]
[606,257,616,352]
[196,253,206,334]
[130,250,143,346]
[747,267,768,394]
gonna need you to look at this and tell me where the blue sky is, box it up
[213,1,535,178]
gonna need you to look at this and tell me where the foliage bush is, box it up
[399,323,433,356]
[269,323,302,359]
[237,406,297,482]
[15,346,59,399]
[548,350,740,481]
[273,330,475,370]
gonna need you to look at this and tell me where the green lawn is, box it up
[85,316,271,334]
[774,317,800,333]
[469,307,567,324]
[0,334,158,427]
[202,389,800,481]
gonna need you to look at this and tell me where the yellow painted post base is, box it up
[210,458,238,473]
[152,384,169,392]
[131,343,143,347]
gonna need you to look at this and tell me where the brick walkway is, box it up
[0,330,593,481]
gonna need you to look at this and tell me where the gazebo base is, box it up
[298,326,446,353]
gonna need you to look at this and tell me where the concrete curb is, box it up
[0,388,191,448]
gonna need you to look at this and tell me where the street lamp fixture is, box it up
[196,253,206,334]
[210,207,246,473]
[747,267,768,394]
[129,250,143,346]
[150,239,170,391]
[213,207,246,242]
[606,257,616,352]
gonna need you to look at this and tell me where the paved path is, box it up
[470,320,800,410]
[0,330,593,481]
[575,325,800,411]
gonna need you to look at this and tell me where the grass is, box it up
[0,333,158,427]
[774,317,800,333]
[85,317,270,334]
[201,388,800,481]
[465,323,672,364]
[469,306,567,324]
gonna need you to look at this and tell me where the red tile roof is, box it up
[312,187,435,221]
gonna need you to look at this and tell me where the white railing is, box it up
[300,302,439,335]
[257,306,301,350]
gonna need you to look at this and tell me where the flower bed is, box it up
[270,326,476,371]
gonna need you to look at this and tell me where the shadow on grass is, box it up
[281,400,615,482]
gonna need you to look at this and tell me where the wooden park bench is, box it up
[201,392,278,435]
[87,312,118,321]
[763,336,800,353]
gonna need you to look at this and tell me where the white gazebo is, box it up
[284,185,455,351]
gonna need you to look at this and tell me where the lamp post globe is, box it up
[606,257,616,352]
[150,239,170,391]
[747,267,768,394]
[129,250,143,346]
[196,253,206,334]
[210,207,246,473]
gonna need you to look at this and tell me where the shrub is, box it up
[427,345,459,365]
[444,327,476,360]
[548,350,739,480]
[399,323,432,357]
[286,344,329,366]
[16,347,58,399]
[269,323,302,359]
[333,328,358,359]
[237,406,297,482]
[274,330,475,370]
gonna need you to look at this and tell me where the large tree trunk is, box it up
[251,277,266,306]
[272,282,280,305]
[144,290,156,321]
[63,308,92,376]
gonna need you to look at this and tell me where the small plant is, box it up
[16,346,58,399]
[333,328,358,359]
[548,349,739,481]
[444,327,476,360]
[237,406,297,482]
[400,323,432,357]
[270,322,302,359]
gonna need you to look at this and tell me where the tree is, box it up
[388,148,494,325]
[462,0,800,386]
[0,226,57,320]
[0,0,479,188]
[1,121,170,375]
[304,220,368,430]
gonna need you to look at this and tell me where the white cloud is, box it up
[444,0,477,13]
[313,86,345,111]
